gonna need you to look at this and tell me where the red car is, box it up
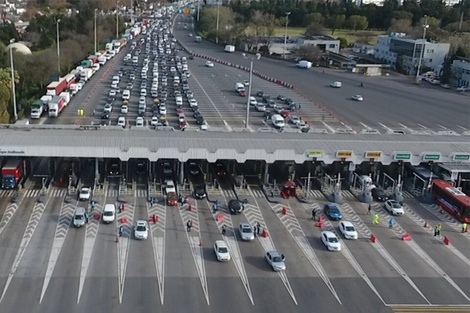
[167,192,178,206]
[216,163,227,176]
[179,121,187,130]
[280,110,290,118]
[239,90,247,97]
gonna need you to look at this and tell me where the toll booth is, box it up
[281,181,296,198]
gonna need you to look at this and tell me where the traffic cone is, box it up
[199,239,202,246]
[423,220,427,228]
[316,215,323,228]
[115,235,119,243]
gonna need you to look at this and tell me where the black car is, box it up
[101,112,109,119]
[372,188,389,202]
[256,91,265,97]
[195,117,205,125]
[228,199,244,214]
[277,95,287,101]
[194,185,206,199]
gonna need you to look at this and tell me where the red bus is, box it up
[431,179,470,223]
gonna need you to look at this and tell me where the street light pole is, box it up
[9,39,17,122]
[197,0,200,21]
[283,12,291,60]
[244,53,260,130]
[415,15,429,83]
[94,9,97,54]
[116,1,120,39]
[216,1,220,44]
[56,19,61,74]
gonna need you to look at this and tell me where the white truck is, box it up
[224,45,235,53]
[92,63,100,73]
[296,60,312,69]
[70,83,79,95]
[30,99,46,119]
[59,91,71,106]
[97,55,106,65]
[80,68,93,82]
[105,43,114,52]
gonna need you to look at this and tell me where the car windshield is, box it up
[136,225,146,231]
[75,215,83,220]
[328,207,339,213]
[345,226,355,232]
[104,211,113,216]
[328,237,339,243]
[375,189,385,195]
[218,247,228,253]
[242,228,251,233]
[272,256,282,262]
[392,202,402,208]
[80,190,88,194]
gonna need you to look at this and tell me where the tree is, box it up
[337,37,348,50]
[346,15,369,32]
[328,15,345,35]
[303,12,323,27]
[291,45,323,62]
[388,18,413,34]
[305,22,324,37]
[0,68,19,123]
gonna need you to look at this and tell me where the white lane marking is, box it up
[417,123,428,129]
[247,196,297,305]
[456,125,467,130]
[77,192,107,303]
[191,71,231,132]
[360,122,371,129]
[216,193,254,305]
[117,196,137,304]
[339,203,431,304]
[0,198,50,303]
[148,201,166,305]
[321,121,336,133]
[0,202,20,236]
[373,203,470,302]
[40,200,77,303]
[436,124,448,130]
[179,199,209,305]
[399,123,413,131]
[379,123,393,132]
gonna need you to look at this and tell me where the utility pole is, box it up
[415,15,429,83]
[94,9,97,54]
[56,19,61,73]
[215,1,220,44]
[283,12,291,60]
[9,39,17,122]
[116,0,120,39]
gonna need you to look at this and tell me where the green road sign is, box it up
[453,154,470,161]
[394,152,411,161]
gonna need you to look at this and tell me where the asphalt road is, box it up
[0,175,469,313]
[174,16,470,134]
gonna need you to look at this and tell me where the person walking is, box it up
[372,213,379,225]
[186,220,192,232]
[462,222,467,233]
[311,209,316,221]
[367,204,372,215]
[256,222,261,235]
[434,223,442,236]
[388,217,395,229]
[221,225,226,236]
[84,211,89,224]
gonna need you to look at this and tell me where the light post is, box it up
[116,1,120,39]
[243,53,261,130]
[415,15,429,83]
[94,9,97,54]
[9,39,17,122]
[197,0,200,21]
[56,19,61,73]
[215,1,220,44]
[283,12,291,60]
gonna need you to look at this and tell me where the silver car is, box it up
[238,223,254,241]
[265,251,286,271]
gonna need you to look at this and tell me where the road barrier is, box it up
[191,52,295,90]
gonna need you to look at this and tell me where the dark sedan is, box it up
[372,188,389,202]
[194,186,206,199]
[324,204,342,220]
[228,199,244,214]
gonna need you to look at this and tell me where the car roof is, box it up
[136,220,147,226]
[322,231,337,237]
[340,221,354,227]
[326,204,338,209]
[388,199,398,203]
[240,223,251,228]
[215,240,227,247]
[267,250,281,256]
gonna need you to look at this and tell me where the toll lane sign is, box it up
[394,152,412,161]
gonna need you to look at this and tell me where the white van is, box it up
[235,82,245,92]
[132,56,139,64]
[73,207,86,228]
[112,75,120,84]
[271,114,285,129]
[102,204,116,223]
[165,179,176,194]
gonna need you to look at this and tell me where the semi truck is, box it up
[48,96,66,117]
[105,43,114,52]
[88,55,98,64]
[224,45,235,53]
[1,159,24,189]
[59,91,71,105]
[46,78,67,96]
[80,68,93,82]
[30,99,46,119]
[64,73,76,89]
[97,55,107,65]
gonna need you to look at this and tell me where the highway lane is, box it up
[1,183,470,312]
[174,18,470,133]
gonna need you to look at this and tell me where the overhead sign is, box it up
[422,152,441,162]
[394,152,412,161]
[336,150,353,158]
[305,150,324,158]
[453,153,470,161]
[365,151,382,159]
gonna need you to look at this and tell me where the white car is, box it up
[338,221,358,240]
[238,223,255,241]
[205,61,214,68]
[351,95,364,101]
[330,81,342,88]
[265,251,286,271]
[289,115,300,124]
[243,80,250,87]
[159,106,167,116]
[189,99,198,108]
[321,231,342,252]
[109,90,117,97]
[296,120,308,129]
[213,240,231,262]
[117,116,126,127]
[104,103,112,113]
[151,116,160,126]
[79,186,91,201]
[121,105,128,114]
[134,220,148,240]
[249,96,257,106]
[135,117,144,127]
[140,89,147,97]
[384,200,404,216]
[139,96,146,106]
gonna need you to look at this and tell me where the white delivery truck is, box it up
[296,60,312,69]
[59,91,71,106]
[224,45,235,53]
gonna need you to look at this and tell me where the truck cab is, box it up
[1,159,23,189]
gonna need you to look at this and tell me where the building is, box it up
[374,33,450,76]
[452,59,470,88]
[356,0,460,5]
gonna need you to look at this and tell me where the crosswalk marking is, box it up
[221,189,264,198]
